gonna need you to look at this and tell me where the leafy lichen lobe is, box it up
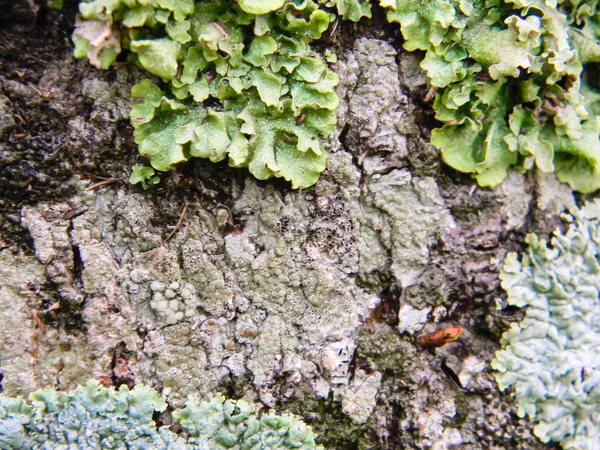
[74,0,339,189]
[0,380,323,449]
[380,0,600,193]
[493,200,600,449]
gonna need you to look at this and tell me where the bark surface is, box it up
[0,2,576,448]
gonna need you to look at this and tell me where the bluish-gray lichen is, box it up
[175,393,324,449]
[492,200,600,449]
[0,380,323,449]
[0,380,186,449]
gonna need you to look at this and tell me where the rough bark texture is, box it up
[0,1,579,449]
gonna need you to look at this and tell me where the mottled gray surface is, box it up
[0,4,566,449]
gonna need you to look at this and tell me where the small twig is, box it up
[212,22,229,37]
[62,209,88,220]
[328,19,339,41]
[85,178,121,191]
[31,309,46,334]
[47,302,61,312]
[19,177,33,188]
[165,204,188,242]
[424,87,436,103]
[191,319,201,331]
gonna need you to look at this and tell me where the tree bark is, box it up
[0,2,572,448]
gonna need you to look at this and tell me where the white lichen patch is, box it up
[140,324,222,407]
[0,251,45,394]
[149,280,201,325]
[497,171,531,229]
[341,367,382,425]
[247,315,299,392]
[336,38,410,171]
[224,181,379,347]
[181,239,235,318]
[398,304,431,335]
[322,339,356,386]
[457,355,486,389]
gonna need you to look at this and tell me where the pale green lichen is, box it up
[74,0,338,189]
[176,393,324,449]
[0,380,185,449]
[379,0,600,193]
[73,0,600,193]
[326,0,372,22]
[129,164,160,189]
[0,380,323,449]
[492,200,600,449]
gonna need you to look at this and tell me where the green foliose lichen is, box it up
[129,164,160,189]
[492,200,600,449]
[0,380,323,449]
[73,0,600,192]
[73,0,338,189]
[379,0,600,193]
